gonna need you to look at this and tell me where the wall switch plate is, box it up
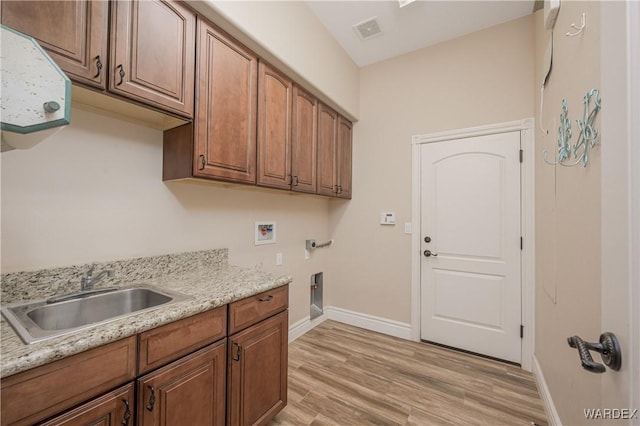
[276,252,283,266]
[304,249,310,260]
[404,222,412,234]
[380,212,396,225]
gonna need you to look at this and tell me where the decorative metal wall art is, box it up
[544,88,601,168]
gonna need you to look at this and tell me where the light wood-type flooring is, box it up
[269,320,547,426]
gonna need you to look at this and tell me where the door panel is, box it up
[420,131,521,363]
[291,86,318,194]
[195,18,257,184]
[433,271,503,328]
[435,154,504,258]
[137,341,226,426]
[337,117,353,199]
[257,62,292,189]
[317,104,338,196]
[110,0,195,117]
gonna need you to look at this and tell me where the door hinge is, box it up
[520,325,524,339]
[520,237,523,250]
[519,149,523,163]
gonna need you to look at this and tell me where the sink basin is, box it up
[1,285,193,344]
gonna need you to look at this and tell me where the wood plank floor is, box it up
[269,320,547,426]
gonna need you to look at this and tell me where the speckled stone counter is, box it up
[1,249,292,378]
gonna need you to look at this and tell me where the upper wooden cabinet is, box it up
[316,103,353,199]
[194,18,258,184]
[336,116,353,199]
[317,103,339,197]
[110,0,195,118]
[1,0,195,119]
[257,62,293,190]
[1,0,108,89]
[291,85,318,194]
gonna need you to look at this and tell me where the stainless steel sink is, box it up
[1,285,193,344]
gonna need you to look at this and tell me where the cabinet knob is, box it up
[233,342,242,361]
[121,399,131,426]
[116,64,125,86]
[146,386,156,411]
[94,56,103,79]
[43,101,60,113]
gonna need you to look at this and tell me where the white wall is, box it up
[328,16,534,323]
[0,108,330,325]
[187,0,360,120]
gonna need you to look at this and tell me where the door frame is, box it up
[601,0,640,415]
[410,118,535,371]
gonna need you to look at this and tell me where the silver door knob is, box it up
[423,250,438,257]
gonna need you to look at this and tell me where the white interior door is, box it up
[420,131,522,363]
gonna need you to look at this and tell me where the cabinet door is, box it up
[336,116,353,199]
[257,61,292,190]
[291,86,318,194]
[228,311,288,426]
[317,103,338,196]
[1,336,137,426]
[110,0,195,117]
[137,340,226,426]
[1,0,108,89]
[195,18,258,184]
[39,384,134,426]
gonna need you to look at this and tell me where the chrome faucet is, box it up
[81,264,115,291]
[47,264,118,304]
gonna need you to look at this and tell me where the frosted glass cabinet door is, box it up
[1,0,108,89]
[0,25,71,151]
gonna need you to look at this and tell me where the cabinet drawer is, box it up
[228,285,288,334]
[1,336,136,426]
[138,306,227,374]
[39,383,134,426]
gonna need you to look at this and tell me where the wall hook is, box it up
[566,12,586,37]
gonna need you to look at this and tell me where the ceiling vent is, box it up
[353,17,383,41]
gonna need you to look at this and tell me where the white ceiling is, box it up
[306,1,536,67]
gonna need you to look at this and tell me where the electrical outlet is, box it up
[304,249,310,260]
[276,252,283,266]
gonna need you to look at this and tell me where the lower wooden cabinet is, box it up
[228,310,288,426]
[40,384,134,426]
[137,340,227,426]
[0,336,137,426]
[1,286,288,426]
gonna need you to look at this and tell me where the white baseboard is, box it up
[324,306,412,340]
[288,313,328,343]
[288,306,412,343]
[533,355,562,426]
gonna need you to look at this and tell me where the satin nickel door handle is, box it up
[423,250,438,257]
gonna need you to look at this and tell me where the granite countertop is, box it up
[1,250,292,378]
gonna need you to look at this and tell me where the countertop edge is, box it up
[1,266,292,378]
